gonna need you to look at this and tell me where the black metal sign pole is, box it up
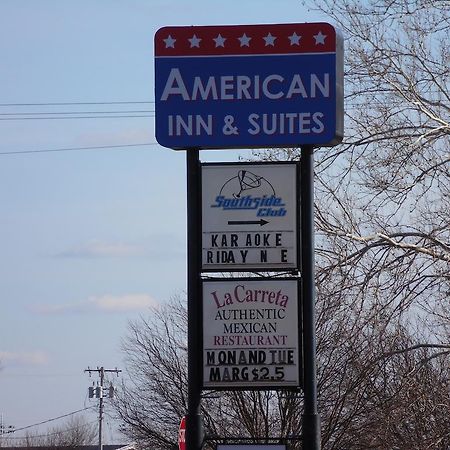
[186,149,203,450]
[301,144,321,449]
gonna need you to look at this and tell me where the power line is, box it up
[4,419,98,440]
[0,114,154,121]
[3,408,91,435]
[0,372,81,378]
[0,142,159,156]
[0,110,155,115]
[0,101,155,106]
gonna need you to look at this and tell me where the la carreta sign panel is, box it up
[154,22,343,149]
[203,279,301,389]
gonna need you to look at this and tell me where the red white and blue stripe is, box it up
[155,23,336,57]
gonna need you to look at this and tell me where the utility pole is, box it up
[0,414,15,437]
[85,366,121,450]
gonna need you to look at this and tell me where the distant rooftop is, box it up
[0,445,134,450]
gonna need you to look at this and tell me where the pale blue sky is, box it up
[0,0,328,441]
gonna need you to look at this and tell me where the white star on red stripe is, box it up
[238,33,251,47]
[263,32,276,46]
[188,34,201,48]
[213,34,226,47]
[289,32,301,45]
[313,31,327,45]
[163,35,176,48]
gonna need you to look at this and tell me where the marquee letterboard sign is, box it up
[201,162,299,272]
[202,278,301,389]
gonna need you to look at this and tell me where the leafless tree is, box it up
[254,0,450,447]
[116,297,303,449]
[257,0,449,324]
[115,297,187,449]
[1,416,96,448]
[115,295,449,449]
[309,0,449,324]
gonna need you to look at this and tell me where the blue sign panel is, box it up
[155,23,343,150]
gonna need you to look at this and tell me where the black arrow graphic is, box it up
[228,219,269,226]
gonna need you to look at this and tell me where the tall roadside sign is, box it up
[155,23,343,150]
[155,21,344,450]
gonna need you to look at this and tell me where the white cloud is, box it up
[90,294,158,312]
[57,240,145,258]
[56,236,185,259]
[32,294,158,315]
[0,350,49,367]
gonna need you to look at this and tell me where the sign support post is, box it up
[301,145,321,449]
[186,149,203,450]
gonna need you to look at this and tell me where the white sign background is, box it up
[201,163,298,271]
[203,279,300,389]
